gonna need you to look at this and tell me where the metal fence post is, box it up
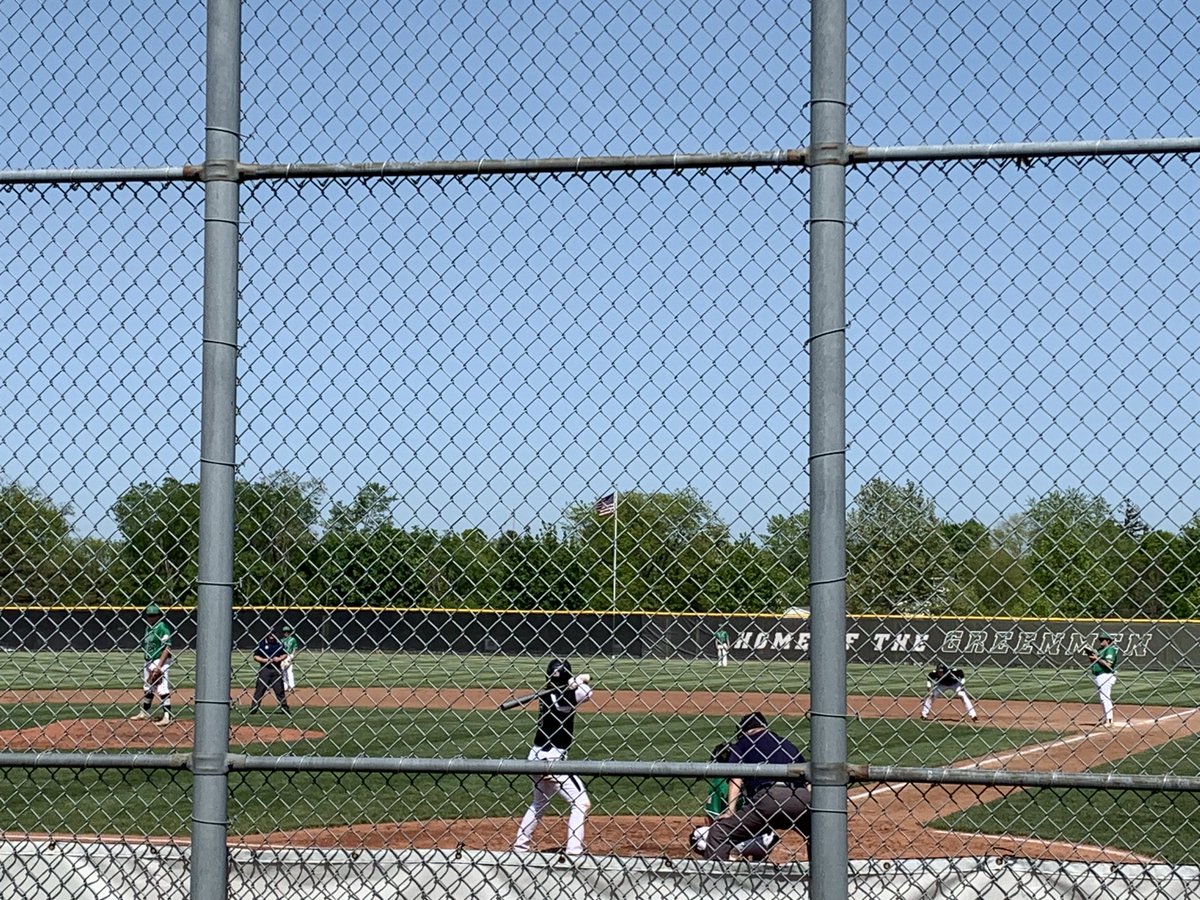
[809,0,849,898]
[192,1,242,898]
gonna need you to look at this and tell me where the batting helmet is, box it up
[546,658,573,686]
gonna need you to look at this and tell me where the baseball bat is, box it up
[500,688,551,711]
[499,674,591,711]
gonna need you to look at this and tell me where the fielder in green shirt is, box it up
[1086,631,1120,726]
[280,623,300,696]
[714,626,730,667]
[131,603,174,725]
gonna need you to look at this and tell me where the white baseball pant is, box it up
[922,683,976,718]
[1094,672,1116,721]
[142,659,173,697]
[513,745,591,856]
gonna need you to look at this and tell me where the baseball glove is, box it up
[146,666,163,686]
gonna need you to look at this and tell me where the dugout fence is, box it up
[4,1,1200,899]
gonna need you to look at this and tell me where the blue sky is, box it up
[2,1,1199,539]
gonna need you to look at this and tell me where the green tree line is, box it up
[3,475,1200,617]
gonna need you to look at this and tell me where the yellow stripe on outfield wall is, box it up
[3,603,1199,626]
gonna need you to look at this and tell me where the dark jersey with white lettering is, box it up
[534,684,593,750]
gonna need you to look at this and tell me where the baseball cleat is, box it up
[129,709,151,720]
[157,712,172,725]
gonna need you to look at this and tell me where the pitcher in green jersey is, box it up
[130,603,173,725]
[1085,631,1120,726]
[280,623,300,696]
[714,626,731,667]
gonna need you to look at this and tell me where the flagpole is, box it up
[611,489,618,610]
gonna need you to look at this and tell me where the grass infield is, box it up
[3,650,1198,859]
[932,735,1200,865]
[0,703,1047,839]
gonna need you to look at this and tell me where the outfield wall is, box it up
[1,608,1197,670]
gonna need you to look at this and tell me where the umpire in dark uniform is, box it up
[701,711,811,860]
[249,626,291,714]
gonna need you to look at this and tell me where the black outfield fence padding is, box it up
[1,606,1194,670]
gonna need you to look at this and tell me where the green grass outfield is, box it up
[3,649,1200,707]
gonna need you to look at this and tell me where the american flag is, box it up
[595,493,616,516]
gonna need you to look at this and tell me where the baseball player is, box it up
[704,742,732,823]
[695,740,779,861]
[714,626,731,667]
[696,712,809,861]
[248,626,291,714]
[280,623,300,696]
[512,658,594,857]
[920,663,978,721]
[1086,631,1120,726]
[129,603,173,725]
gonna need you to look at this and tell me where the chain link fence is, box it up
[3,1,1200,899]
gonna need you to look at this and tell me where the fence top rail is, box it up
[7,753,1199,795]
[227,755,811,780]
[0,752,191,769]
[854,135,1200,164]
[4,135,1199,188]
[852,764,1200,793]
[0,150,806,187]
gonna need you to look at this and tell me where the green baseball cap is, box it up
[1097,630,1114,641]
[144,603,162,616]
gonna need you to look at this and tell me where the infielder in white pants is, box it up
[513,659,593,856]
[920,664,978,721]
[280,624,300,694]
[1086,632,1120,725]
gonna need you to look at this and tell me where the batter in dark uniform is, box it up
[512,658,594,856]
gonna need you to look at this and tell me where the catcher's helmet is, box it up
[144,603,163,616]
[546,658,573,686]
[737,711,769,734]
